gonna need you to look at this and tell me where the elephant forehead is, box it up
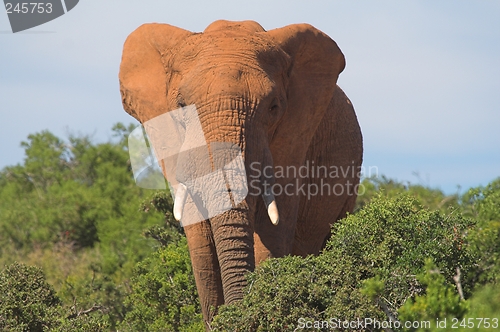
[167,33,289,102]
[172,33,279,68]
[179,66,274,101]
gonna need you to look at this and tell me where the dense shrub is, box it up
[0,124,166,329]
[0,262,61,331]
[398,259,468,330]
[355,176,461,213]
[398,265,500,332]
[395,178,500,332]
[119,190,204,331]
[119,236,203,331]
[459,284,500,331]
[462,178,500,285]
[212,194,476,331]
[0,262,108,331]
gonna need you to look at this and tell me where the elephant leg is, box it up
[183,220,224,326]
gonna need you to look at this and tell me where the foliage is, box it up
[212,194,476,331]
[0,124,166,329]
[119,236,203,332]
[356,175,460,213]
[116,189,203,331]
[140,190,184,245]
[0,262,108,331]
[393,178,500,332]
[1,125,499,331]
[398,259,468,329]
[461,178,500,285]
[457,284,500,332]
[213,255,333,331]
[397,265,500,332]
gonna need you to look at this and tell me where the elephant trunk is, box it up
[197,106,257,304]
[210,205,255,304]
[205,131,278,304]
[179,103,280,320]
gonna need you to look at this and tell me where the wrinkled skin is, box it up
[119,20,363,328]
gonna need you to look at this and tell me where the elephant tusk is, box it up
[173,183,188,221]
[262,191,279,226]
[267,199,279,225]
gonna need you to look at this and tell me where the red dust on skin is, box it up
[119,20,363,329]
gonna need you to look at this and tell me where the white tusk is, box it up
[173,183,188,221]
[262,189,279,226]
[267,199,279,225]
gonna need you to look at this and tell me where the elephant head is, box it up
[119,20,348,326]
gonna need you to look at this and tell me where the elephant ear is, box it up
[266,24,345,164]
[119,23,192,122]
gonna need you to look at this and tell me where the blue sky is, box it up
[1,1,499,194]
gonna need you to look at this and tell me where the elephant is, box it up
[119,20,363,328]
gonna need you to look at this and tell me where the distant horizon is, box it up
[2,121,497,197]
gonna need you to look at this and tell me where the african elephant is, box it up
[119,20,363,328]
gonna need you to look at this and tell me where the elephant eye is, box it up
[269,98,280,113]
[176,94,187,109]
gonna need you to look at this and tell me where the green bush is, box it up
[355,176,460,213]
[0,262,61,331]
[0,124,168,329]
[462,178,500,285]
[459,284,500,331]
[398,259,468,330]
[396,178,500,332]
[119,236,203,332]
[0,262,108,331]
[398,264,500,332]
[212,194,475,331]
